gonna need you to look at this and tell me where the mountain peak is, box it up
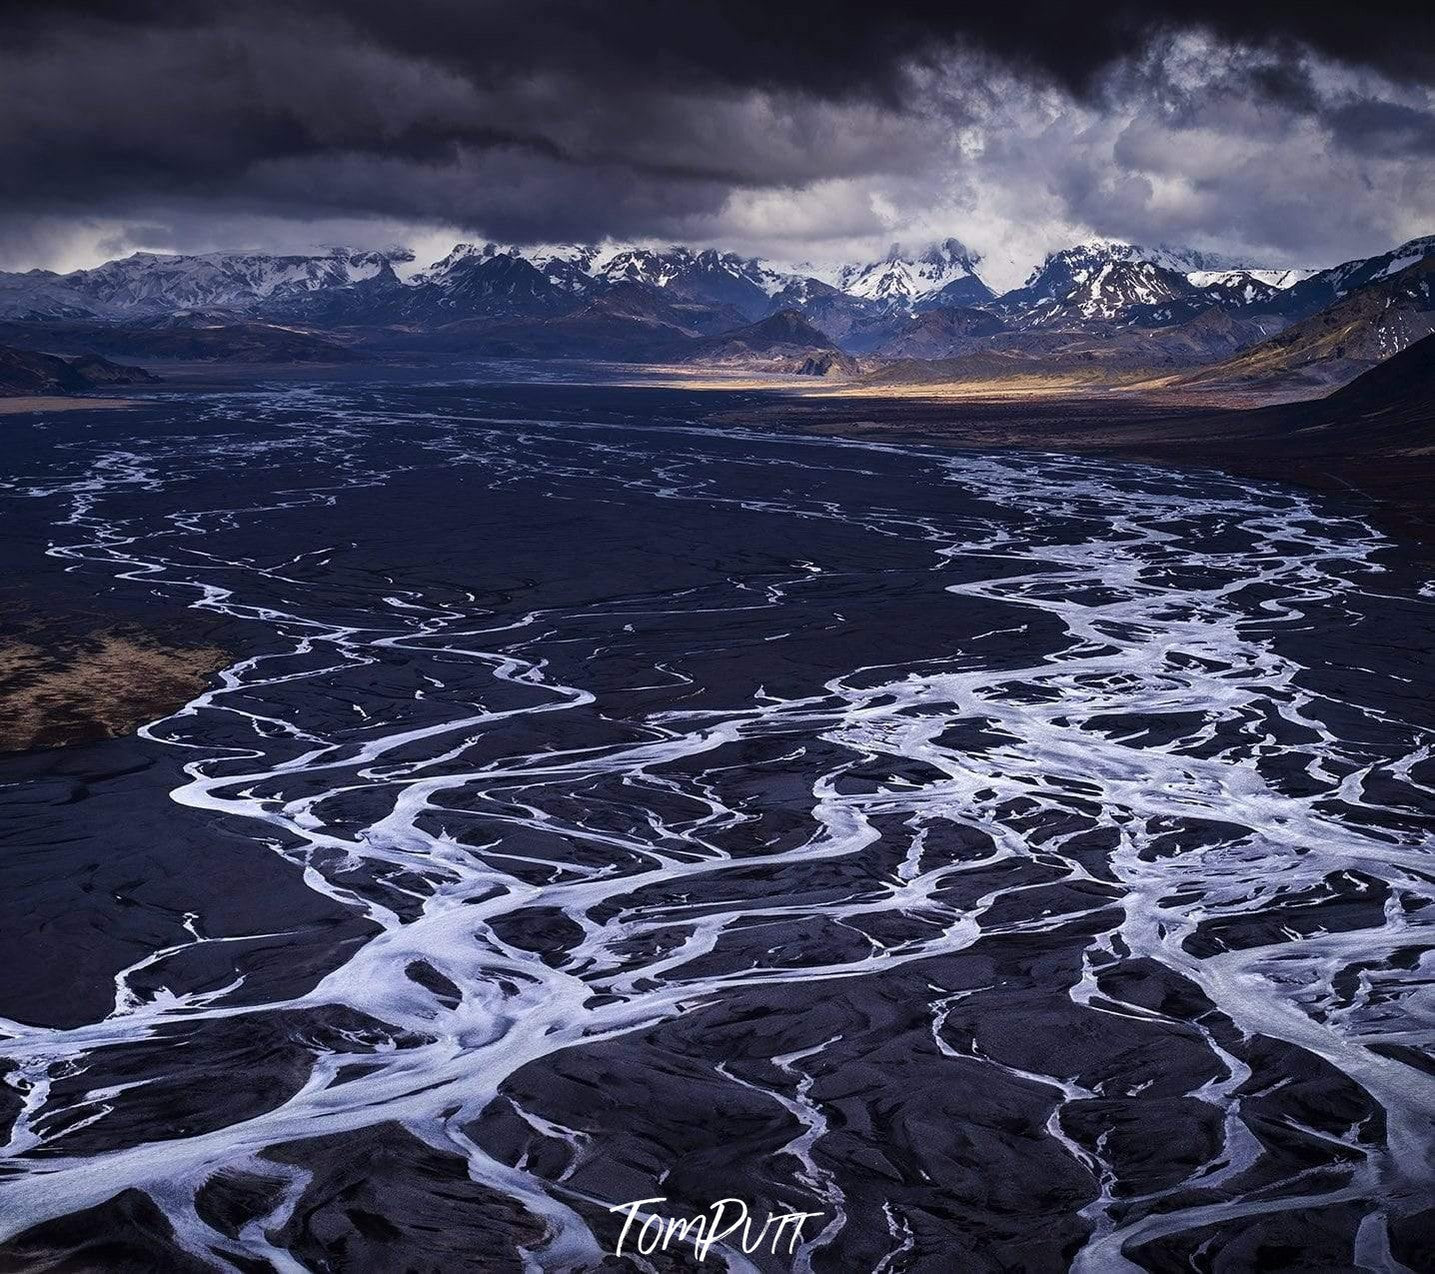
[837,240,991,308]
[919,237,980,266]
[1394,233,1435,255]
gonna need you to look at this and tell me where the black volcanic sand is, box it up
[0,379,1431,1272]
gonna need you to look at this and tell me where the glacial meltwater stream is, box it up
[0,380,1431,1271]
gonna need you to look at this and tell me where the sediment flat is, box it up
[0,395,138,414]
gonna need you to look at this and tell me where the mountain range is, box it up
[0,234,1432,396]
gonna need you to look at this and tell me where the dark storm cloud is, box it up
[1327,99,1435,156]
[12,1,1435,97]
[0,1,1431,270]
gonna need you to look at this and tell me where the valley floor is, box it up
[0,373,1430,1271]
[304,349,1435,553]
[17,348,1431,551]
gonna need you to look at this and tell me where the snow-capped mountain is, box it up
[1272,235,1435,319]
[594,248,784,319]
[835,240,993,309]
[994,242,1196,326]
[992,240,1320,328]
[414,242,487,284]
[0,248,414,320]
[420,243,787,319]
[72,248,411,315]
[1138,243,1259,274]
[413,245,564,320]
[595,248,692,289]
[415,243,515,286]
[524,244,604,292]
[424,243,605,294]
[0,270,98,321]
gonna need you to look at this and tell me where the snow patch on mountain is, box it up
[1187,268,1313,290]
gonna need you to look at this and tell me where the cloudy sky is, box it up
[3,1,1433,289]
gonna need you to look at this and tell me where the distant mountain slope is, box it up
[0,271,98,321]
[1195,329,1434,458]
[860,306,1279,388]
[1173,257,1435,392]
[403,282,748,361]
[0,315,364,363]
[681,310,858,375]
[1273,235,1435,319]
[759,278,900,349]
[1321,328,1435,418]
[0,344,157,395]
[868,307,1008,359]
[1119,332,1435,535]
[917,274,998,310]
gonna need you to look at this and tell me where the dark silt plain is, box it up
[0,372,1432,1272]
